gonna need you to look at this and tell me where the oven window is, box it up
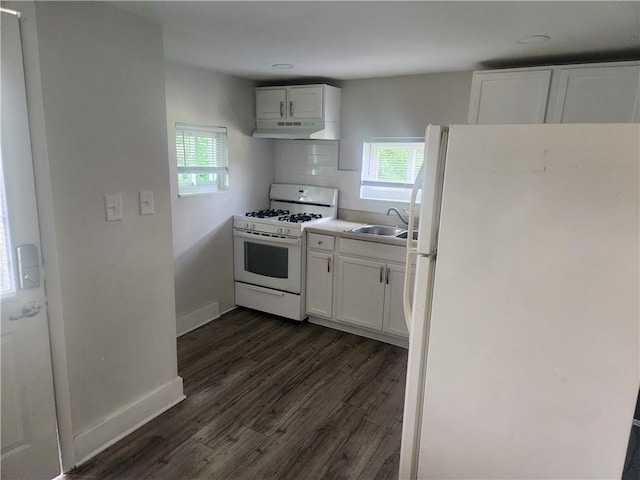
[244,242,289,279]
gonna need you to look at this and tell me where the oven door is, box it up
[233,230,302,294]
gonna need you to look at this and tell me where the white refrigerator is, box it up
[400,124,639,479]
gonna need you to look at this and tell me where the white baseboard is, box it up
[176,301,220,337]
[219,305,237,316]
[73,377,186,467]
[309,316,409,348]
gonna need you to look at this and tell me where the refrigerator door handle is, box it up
[403,250,415,332]
[403,125,447,333]
[403,158,425,333]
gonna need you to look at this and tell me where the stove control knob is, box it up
[285,228,290,234]
[244,222,250,229]
[251,223,256,230]
[277,227,283,234]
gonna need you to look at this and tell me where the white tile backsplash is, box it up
[274,140,339,186]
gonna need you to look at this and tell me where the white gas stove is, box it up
[233,184,338,321]
[233,184,338,238]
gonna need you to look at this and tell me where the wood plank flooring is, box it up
[64,308,408,480]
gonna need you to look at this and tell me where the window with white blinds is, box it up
[0,157,15,296]
[360,140,424,202]
[175,123,229,196]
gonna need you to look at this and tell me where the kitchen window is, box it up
[175,123,229,196]
[360,139,424,202]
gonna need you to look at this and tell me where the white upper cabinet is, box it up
[254,84,341,139]
[255,87,287,119]
[468,69,552,124]
[288,86,324,119]
[255,84,339,121]
[468,61,640,124]
[549,63,640,123]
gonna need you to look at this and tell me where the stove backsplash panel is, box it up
[274,140,339,187]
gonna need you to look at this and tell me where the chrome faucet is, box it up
[386,207,409,225]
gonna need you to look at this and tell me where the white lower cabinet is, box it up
[382,263,414,338]
[335,256,412,340]
[306,233,411,344]
[335,256,386,330]
[306,249,334,318]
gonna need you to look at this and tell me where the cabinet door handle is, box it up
[290,100,294,116]
[379,266,384,283]
[386,267,390,284]
[280,101,284,117]
[327,258,331,273]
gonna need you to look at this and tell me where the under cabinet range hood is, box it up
[252,84,341,140]
[252,119,340,140]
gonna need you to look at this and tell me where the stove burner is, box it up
[245,209,289,218]
[278,213,323,223]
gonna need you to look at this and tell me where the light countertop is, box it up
[305,219,410,247]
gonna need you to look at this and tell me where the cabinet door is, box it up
[306,250,333,318]
[289,86,323,119]
[256,88,286,119]
[383,263,414,338]
[468,70,552,124]
[550,64,640,123]
[336,256,385,330]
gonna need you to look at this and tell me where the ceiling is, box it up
[114,1,640,81]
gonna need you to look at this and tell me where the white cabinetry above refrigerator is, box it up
[468,60,640,124]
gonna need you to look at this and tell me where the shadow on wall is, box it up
[174,217,235,316]
[218,74,255,136]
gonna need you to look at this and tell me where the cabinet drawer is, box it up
[339,238,405,263]
[308,233,335,251]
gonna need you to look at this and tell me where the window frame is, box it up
[175,123,229,197]
[360,138,425,203]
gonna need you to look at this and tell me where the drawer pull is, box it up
[246,285,285,297]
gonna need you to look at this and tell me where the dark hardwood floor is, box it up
[64,308,408,480]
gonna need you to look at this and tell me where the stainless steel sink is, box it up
[396,230,419,240]
[350,225,406,236]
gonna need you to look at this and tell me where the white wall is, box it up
[274,72,473,217]
[164,63,274,322]
[29,1,183,461]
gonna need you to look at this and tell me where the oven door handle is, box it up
[246,285,285,297]
[233,229,302,246]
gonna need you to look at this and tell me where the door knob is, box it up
[9,301,41,321]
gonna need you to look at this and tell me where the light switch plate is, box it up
[139,191,154,215]
[105,194,122,221]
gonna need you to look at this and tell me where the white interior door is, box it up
[1,11,60,479]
